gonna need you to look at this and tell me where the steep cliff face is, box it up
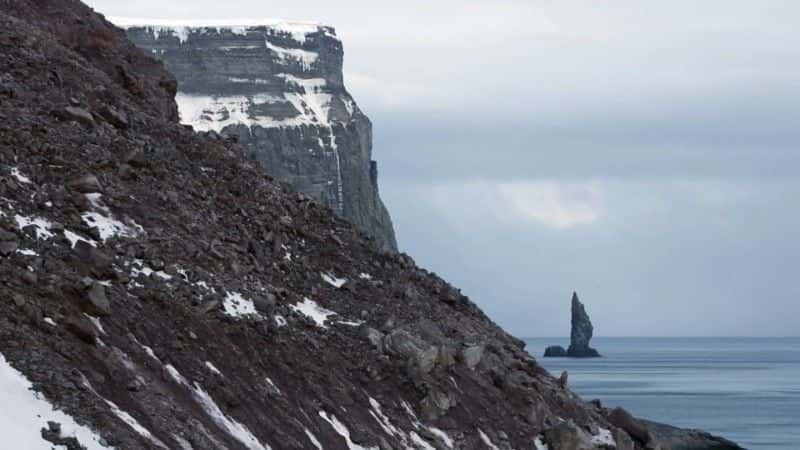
[121,22,397,252]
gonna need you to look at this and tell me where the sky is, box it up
[86,0,800,337]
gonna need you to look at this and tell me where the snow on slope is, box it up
[174,76,336,133]
[0,353,107,449]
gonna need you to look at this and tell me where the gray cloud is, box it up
[88,0,800,336]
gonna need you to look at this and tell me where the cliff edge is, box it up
[121,20,398,252]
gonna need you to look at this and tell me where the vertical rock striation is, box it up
[122,22,397,251]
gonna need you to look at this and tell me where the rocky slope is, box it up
[0,1,741,449]
[121,20,397,252]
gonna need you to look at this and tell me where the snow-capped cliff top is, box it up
[111,17,336,43]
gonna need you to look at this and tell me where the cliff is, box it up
[0,1,741,449]
[120,21,397,252]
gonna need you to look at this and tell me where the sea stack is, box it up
[544,292,601,357]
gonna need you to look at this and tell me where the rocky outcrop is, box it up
[544,345,568,357]
[639,419,744,450]
[568,292,601,357]
[544,292,601,358]
[0,1,740,449]
[122,21,398,252]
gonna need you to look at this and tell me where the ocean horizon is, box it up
[524,336,800,450]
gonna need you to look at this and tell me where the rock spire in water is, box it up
[567,291,600,357]
[544,291,601,357]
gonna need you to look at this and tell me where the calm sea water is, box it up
[524,337,800,450]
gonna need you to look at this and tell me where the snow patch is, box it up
[409,431,436,450]
[175,75,337,133]
[428,427,454,448]
[43,317,57,327]
[128,260,172,280]
[63,229,97,248]
[591,427,615,447]
[10,167,31,184]
[81,211,141,242]
[195,280,213,291]
[358,273,372,280]
[534,435,549,450]
[14,214,54,240]
[319,411,378,450]
[112,18,336,44]
[85,193,105,211]
[265,41,318,70]
[229,77,272,84]
[205,362,222,376]
[16,248,38,256]
[304,428,323,450]
[223,291,259,318]
[104,398,168,448]
[321,272,347,288]
[84,314,105,335]
[368,397,399,437]
[162,369,270,450]
[401,401,420,424]
[478,429,500,450]
[172,434,194,450]
[165,364,187,385]
[0,352,108,450]
[192,383,271,450]
[290,297,336,328]
[398,400,453,448]
[265,377,282,395]
[274,315,287,327]
[140,344,161,362]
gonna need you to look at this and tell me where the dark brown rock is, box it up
[83,281,111,316]
[66,174,102,194]
[57,106,95,126]
[0,240,18,256]
[607,407,652,444]
[64,315,97,345]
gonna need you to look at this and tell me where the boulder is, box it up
[66,174,102,194]
[544,345,567,357]
[252,293,276,314]
[0,229,17,241]
[557,370,568,388]
[84,281,111,316]
[199,299,221,314]
[57,106,95,126]
[383,330,438,376]
[360,327,384,352]
[460,344,485,369]
[639,418,745,450]
[612,428,636,450]
[541,421,594,450]
[73,240,113,277]
[420,387,454,420]
[607,407,652,445]
[64,315,96,344]
[98,105,129,129]
[0,240,18,256]
[41,420,85,450]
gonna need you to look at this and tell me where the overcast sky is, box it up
[87,0,800,337]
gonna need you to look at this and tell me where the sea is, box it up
[523,337,800,450]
